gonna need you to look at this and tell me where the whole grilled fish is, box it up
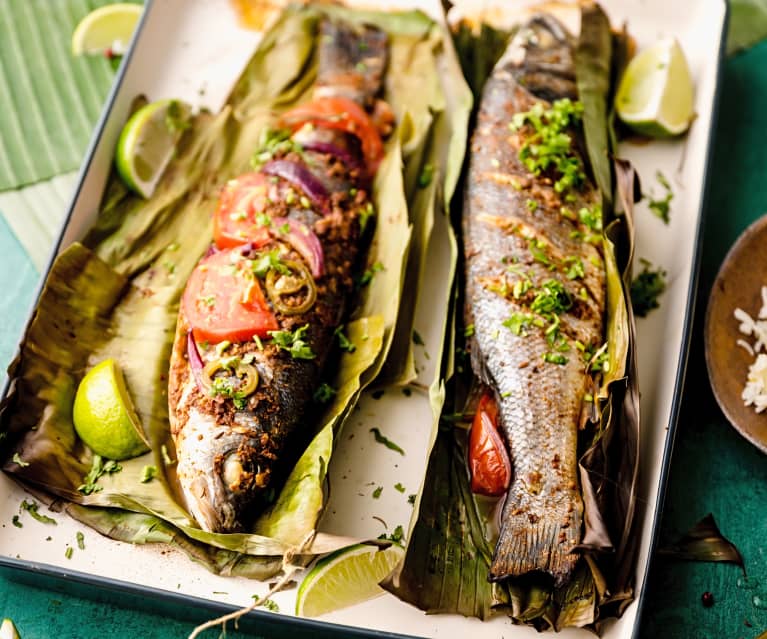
[463,16,605,584]
[168,18,389,533]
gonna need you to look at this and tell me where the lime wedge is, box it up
[615,37,695,138]
[295,543,404,617]
[0,618,20,639]
[115,99,191,199]
[71,3,143,56]
[73,359,150,461]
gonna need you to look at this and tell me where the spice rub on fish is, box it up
[463,16,606,585]
[168,18,390,533]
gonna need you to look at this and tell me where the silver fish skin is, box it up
[463,16,605,585]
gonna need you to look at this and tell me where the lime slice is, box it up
[295,543,405,617]
[73,359,150,461]
[0,618,20,639]
[115,99,191,199]
[71,3,143,56]
[615,37,695,138]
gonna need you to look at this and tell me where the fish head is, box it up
[175,408,272,533]
[500,14,578,102]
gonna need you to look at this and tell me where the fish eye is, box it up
[222,453,245,491]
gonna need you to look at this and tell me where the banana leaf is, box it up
[386,4,641,630]
[0,5,463,577]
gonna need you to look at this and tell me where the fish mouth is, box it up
[501,14,578,102]
[176,409,270,533]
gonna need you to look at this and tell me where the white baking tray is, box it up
[0,0,727,637]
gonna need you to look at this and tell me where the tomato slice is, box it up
[468,391,512,497]
[182,248,278,344]
[278,97,384,174]
[213,172,274,249]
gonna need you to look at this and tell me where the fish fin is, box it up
[489,497,581,586]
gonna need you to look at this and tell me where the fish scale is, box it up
[463,16,605,585]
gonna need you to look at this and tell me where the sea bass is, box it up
[463,16,606,584]
[167,18,389,533]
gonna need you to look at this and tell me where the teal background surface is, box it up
[2,16,767,639]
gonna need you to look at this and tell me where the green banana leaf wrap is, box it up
[0,5,470,578]
[385,5,642,631]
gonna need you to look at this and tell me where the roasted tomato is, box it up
[213,172,274,249]
[278,97,384,173]
[468,391,512,497]
[182,248,278,343]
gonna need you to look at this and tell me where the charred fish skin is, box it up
[463,17,605,585]
[168,18,389,534]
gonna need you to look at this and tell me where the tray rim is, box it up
[629,1,729,637]
[0,1,729,637]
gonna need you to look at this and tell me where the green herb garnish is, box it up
[78,455,122,495]
[250,127,303,168]
[647,171,673,224]
[510,99,586,194]
[65,546,73,560]
[12,453,29,467]
[408,494,416,505]
[464,324,475,337]
[358,202,375,235]
[20,500,57,525]
[358,261,384,286]
[164,100,191,133]
[140,465,158,483]
[370,427,405,455]
[630,258,667,317]
[313,383,336,403]
[543,352,568,365]
[394,482,406,493]
[252,249,289,278]
[578,204,603,232]
[530,279,573,316]
[418,163,434,188]
[378,525,405,543]
[372,486,383,499]
[412,330,425,346]
[76,532,85,550]
[269,324,316,360]
[251,595,280,612]
[334,325,356,353]
[11,516,22,528]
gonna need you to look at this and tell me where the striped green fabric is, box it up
[0,0,137,191]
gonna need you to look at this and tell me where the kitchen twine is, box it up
[187,530,316,639]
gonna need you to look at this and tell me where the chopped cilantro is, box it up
[358,261,384,286]
[407,494,416,505]
[418,163,434,188]
[78,455,122,495]
[269,324,316,360]
[578,204,603,232]
[630,258,667,317]
[20,500,57,525]
[76,532,85,550]
[378,525,405,543]
[12,453,29,468]
[250,127,303,168]
[564,256,585,280]
[313,383,336,404]
[11,516,21,528]
[509,99,585,194]
[647,171,673,224]
[251,595,280,612]
[164,100,191,133]
[372,486,383,499]
[370,428,405,455]
[543,352,568,365]
[530,279,572,316]
[358,202,375,234]
[504,312,534,336]
[526,198,539,212]
[334,325,356,353]
[394,482,406,493]
[140,465,158,483]
[252,249,289,278]
[255,212,272,227]
[412,330,425,346]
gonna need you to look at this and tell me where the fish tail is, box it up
[489,494,581,585]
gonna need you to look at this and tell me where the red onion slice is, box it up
[272,217,325,278]
[187,330,206,392]
[301,141,362,173]
[262,159,330,215]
